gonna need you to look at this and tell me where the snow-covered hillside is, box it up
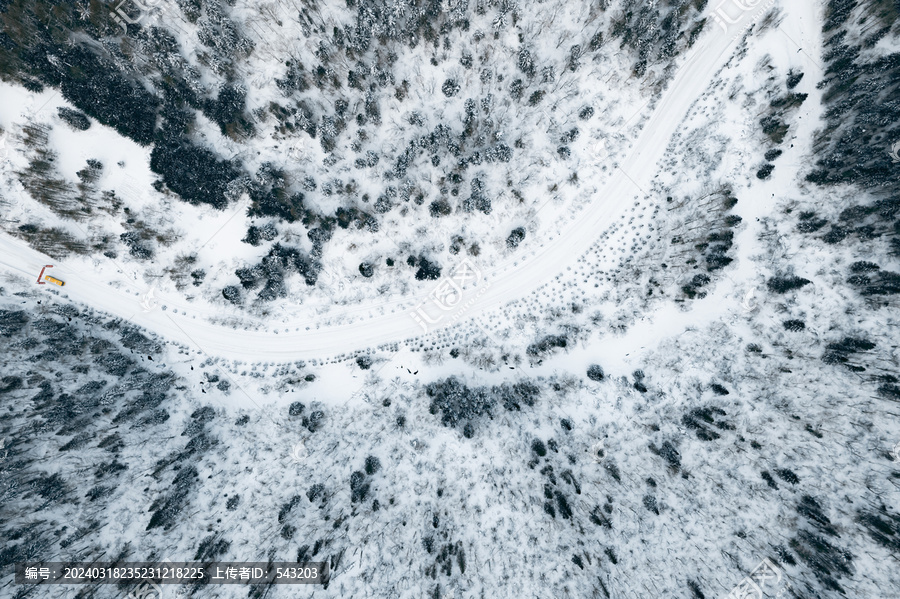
[1,0,899,598]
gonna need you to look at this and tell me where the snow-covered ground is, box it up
[1,0,778,366]
[2,0,899,598]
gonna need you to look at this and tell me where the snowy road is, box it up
[0,2,810,363]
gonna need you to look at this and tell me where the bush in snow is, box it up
[441,79,460,97]
[526,334,568,358]
[857,506,900,553]
[415,257,442,281]
[586,364,605,381]
[429,199,452,217]
[493,381,540,411]
[303,410,325,432]
[462,178,492,214]
[119,232,153,260]
[364,456,381,475]
[350,471,369,503]
[682,406,733,441]
[757,164,775,179]
[427,376,493,429]
[767,276,811,293]
[242,223,278,246]
[277,495,303,523]
[506,227,526,249]
[650,441,681,472]
[222,285,242,304]
[789,496,853,590]
[783,319,806,331]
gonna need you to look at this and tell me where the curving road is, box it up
[0,4,791,362]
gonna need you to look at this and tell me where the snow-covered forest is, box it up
[0,0,898,597]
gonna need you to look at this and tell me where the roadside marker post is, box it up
[36,264,53,285]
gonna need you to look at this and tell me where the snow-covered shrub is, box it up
[241,222,278,246]
[441,78,460,97]
[767,275,811,293]
[757,163,775,179]
[359,262,375,277]
[350,470,369,503]
[414,257,442,281]
[429,199,452,217]
[494,381,540,411]
[303,409,325,432]
[222,285,242,304]
[427,376,493,429]
[650,440,681,472]
[526,334,568,358]
[364,456,381,475]
[586,364,605,381]
[506,227,526,249]
[783,319,806,331]
[681,406,733,441]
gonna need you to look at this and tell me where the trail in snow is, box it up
[0,3,810,365]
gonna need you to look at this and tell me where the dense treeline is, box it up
[425,375,540,437]
[796,1,900,303]
[0,295,219,570]
[807,0,899,193]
